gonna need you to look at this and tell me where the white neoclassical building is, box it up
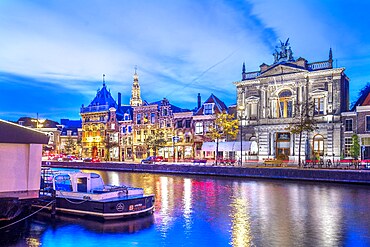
[234,40,350,162]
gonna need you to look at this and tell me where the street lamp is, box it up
[238,105,245,166]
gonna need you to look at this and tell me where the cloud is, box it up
[4,0,368,119]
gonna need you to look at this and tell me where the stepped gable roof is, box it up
[148,100,189,113]
[88,84,117,109]
[0,119,49,144]
[194,94,228,116]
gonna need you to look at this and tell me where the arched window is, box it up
[313,135,324,156]
[278,90,293,118]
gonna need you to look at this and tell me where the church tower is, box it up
[130,67,143,106]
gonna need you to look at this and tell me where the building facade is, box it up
[80,75,121,160]
[234,40,350,162]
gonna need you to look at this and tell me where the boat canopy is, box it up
[201,141,257,152]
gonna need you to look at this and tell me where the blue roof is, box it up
[88,85,117,108]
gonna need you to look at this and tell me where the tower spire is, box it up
[242,62,246,80]
[329,48,333,68]
[130,67,142,106]
[103,74,106,87]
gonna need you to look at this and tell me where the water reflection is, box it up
[4,171,370,246]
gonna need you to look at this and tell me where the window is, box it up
[278,90,293,118]
[195,122,203,135]
[345,119,353,132]
[124,114,130,121]
[367,116,370,131]
[151,113,155,124]
[177,120,183,128]
[137,114,141,124]
[128,126,132,133]
[122,127,126,133]
[344,137,353,157]
[163,109,168,116]
[136,130,141,142]
[204,121,211,133]
[313,135,324,156]
[314,98,325,115]
[185,120,191,128]
[143,114,148,124]
[111,123,115,130]
[204,103,214,115]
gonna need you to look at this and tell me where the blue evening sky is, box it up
[1,0,370,121]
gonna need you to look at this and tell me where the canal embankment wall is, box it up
[42,161,370,184]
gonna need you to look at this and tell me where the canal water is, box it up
[2,170,370,247]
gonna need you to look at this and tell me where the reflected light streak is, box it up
[183,178,192,230]
[158,176,171,236]
[229,184,253,247]
[107,171,120,186]
[313,189,342,246]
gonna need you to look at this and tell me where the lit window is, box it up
[195,122,203,135]
[345,119,353,132]
[278,90,293,118]
[313,135,324,156]
[344,137,353,157]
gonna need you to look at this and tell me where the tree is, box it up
[104,134,119,161]
[287,102,317,167]
[350,134,360,160]
[64,137,76,155]
[144,130,167,156]
[207,112,239,165]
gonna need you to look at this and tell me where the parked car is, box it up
[83,157,101,163]
[141,156,164,164]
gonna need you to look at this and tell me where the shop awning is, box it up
[201,141,256,152]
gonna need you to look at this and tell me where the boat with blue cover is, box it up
[36,170,155,220]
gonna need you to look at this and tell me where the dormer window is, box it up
[204,103,214,115]
[124,114,130,121]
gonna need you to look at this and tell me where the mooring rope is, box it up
[0,200,55,230]
[58,190,89,205]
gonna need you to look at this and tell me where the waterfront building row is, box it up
[23,40,370,163]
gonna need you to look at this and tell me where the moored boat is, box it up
[35,170,155,220]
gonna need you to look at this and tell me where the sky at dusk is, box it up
[1,0,370,122]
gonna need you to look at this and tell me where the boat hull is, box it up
[36,195,155,220]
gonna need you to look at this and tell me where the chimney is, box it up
[197,93,201,109]
[118,92,121,110]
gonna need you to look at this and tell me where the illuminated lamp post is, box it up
[238,105,245,166]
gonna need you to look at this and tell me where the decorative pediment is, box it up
[311,89,328,96]
[258,64,307,78]
[246,96,260,102]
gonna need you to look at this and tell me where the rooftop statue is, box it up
[273,38,294,63]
